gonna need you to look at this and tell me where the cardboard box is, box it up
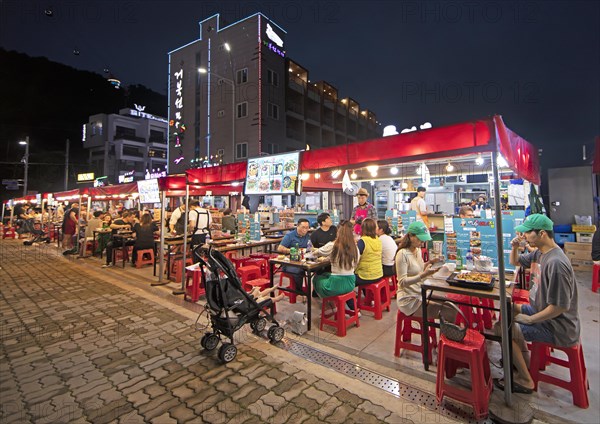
[576,232,593,243]
[563,242,592,261]
[570,259,593,272]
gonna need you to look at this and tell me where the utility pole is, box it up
[64,138,70,190]
[20,136,29,197]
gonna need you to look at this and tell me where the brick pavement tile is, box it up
[126,390,151,408]
[98,387,123,404]
[302,386,328,404]
[335,388,364,406]
[39,374,62,388]
[76,380,111,401]
[120,378,154,396]
[122,366,146,380]
[230,411,263,424]
[143,383,168,400]
[117,411,146,424]
[349,408,385,423]
[175,352,202,368]
[280,381,309,402]
[168,403,198,423]
[148,366,169,380]
[164,348,184,360]
[163,371,197,390]
[294,370,320,386]
[271,375,299,396]
[301,416,325,424]
[313,379,340,395]
[265,368,287,381]
[316,397,343,421]
[108,371,129,386]
[385,412,416,423]
[143,356,173,372]
[324,403,356,423]
[216,396,244,418]
[190,390,227,414]
[358,400,392,421]
[237,386,269,409]
[270,404,304,424]
[247,399,275,422]
[2,412,32,424]
[278,362,300,375]
[290,393,321,415]
[137,393,180,421]
[254,374,277,390]
[92,356,114,368]
[19,381,44,396]
[187,362,210,376]
[244,364,270,380]
[214,379,238,394]
[227,374,250,389]
[162,361,185,374]
[171,385,195,401]
[28,399,56,422]
[244,348,267,361]
[205,368,235,386]
[200,405,227,423]
[184,385,218,408]
[87,399,135,424]
[117,375,147,391]
[139,353,167,369]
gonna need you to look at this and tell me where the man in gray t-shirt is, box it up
[495,214,580,394]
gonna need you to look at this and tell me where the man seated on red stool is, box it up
[495,214,580,394]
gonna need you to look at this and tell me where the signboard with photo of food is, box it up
[244,151,301,195]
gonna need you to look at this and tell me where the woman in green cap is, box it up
[395,221,454,320]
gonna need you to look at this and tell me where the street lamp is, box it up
[19,136,29,197]
[198,67,235,164]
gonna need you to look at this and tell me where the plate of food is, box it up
[258,179,270,191]
[248,162,259,177]
[446,271,495,290]
[284,160,297,173]
[282,176,293,190]
[271,178,282,191]
[245,179,257,191]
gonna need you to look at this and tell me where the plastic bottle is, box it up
[456,248,463,271]
[465,251,474,270]
[205,233,211,246]
[290,244,298,261]
[306,239,313,252]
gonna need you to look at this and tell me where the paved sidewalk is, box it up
[0,241,460,424]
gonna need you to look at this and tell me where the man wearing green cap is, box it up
[494,214,580,394]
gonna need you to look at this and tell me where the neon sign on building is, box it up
[171,68,185,164]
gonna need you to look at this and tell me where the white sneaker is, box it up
[101,263,113,268]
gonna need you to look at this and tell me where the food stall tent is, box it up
[298,114,540,407]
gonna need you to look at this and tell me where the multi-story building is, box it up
[83,107,168,184]
[167,13,382,174]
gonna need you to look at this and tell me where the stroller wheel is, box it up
[268,326,285,343]
[218,343,237,363]
[201,333,219,351]
[252,318,267,333]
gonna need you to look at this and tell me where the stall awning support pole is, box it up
[173,186,189,295]
[153,190,168,286]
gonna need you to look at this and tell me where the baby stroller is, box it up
[198,246,285,363]
[22,220,50,245]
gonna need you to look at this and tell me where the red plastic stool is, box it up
[529,341,589,408]
[320,291,360,336]
[446,294,485,333]
[512,288,530,304]
[244,278,271,292]
[230,255,252,269]
[436,329,492,420]
[388,275,398,299]
[80,239,95,255]
[113,247,130,267]
[592,264,600,293]
[394,311,437,362]
[2,227,17,239]
[135,249,155,268]
[173,257,194,282]
[357,278,391,320]
[479,298,495,329]
[249,253,279,260]
[185,268,206,302]
[279,272,306,304]
[236,265,261,286]
[244,258,269,278]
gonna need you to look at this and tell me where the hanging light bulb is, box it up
[301,173,309,180]
[370,180,375,186]
[475,153,484,166]
[314,173,320,180]
[366,165,379,173]
[370,170,377,177]
[445,162,454,172]
[497,154,508,168]
[401,181,408,190]
[351,171,357,179]
[390,166,399,175]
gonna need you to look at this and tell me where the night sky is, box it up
[1,0,598,170]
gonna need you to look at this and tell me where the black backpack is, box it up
[174,208,186,234]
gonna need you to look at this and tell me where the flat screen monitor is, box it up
[137,179,160,204]
[244,151,301,195]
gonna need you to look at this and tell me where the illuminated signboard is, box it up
[77,172,95,182]
[118,170,135,184]
[137,179,160,204]
[145,168,167,180]
[245,151,300,196]
[94,176,108,187]
[262,22,285,57]
[171,68,185,165]
[130,104,168,124]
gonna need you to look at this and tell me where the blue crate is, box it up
[553,224,572,233]
[554,232,575,245]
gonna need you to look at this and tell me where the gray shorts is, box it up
[518,304,555,344]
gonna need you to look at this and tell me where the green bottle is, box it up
[290,244,298,261]
[456,248,463,271]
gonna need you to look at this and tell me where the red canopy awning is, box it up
[494,116,540,185]
[53,189,84,200]
[89,183,138,199]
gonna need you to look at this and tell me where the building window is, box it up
[264,143,278,155]
[267,69,279,86]
[217,109,225,118]
[267,103,279,120]
[236,143,248,159]
[236,102,248,118]
[236,68,248,84]
[115,126,136,139]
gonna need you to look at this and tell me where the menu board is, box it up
[244,152,300,195]
[137,179,160,204]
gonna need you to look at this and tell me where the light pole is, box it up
[19,136,29,197]
[198,67,235,164]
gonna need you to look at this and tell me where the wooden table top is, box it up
[423,274,515,300]
[214,237,283,253]
[269,256,331,271]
